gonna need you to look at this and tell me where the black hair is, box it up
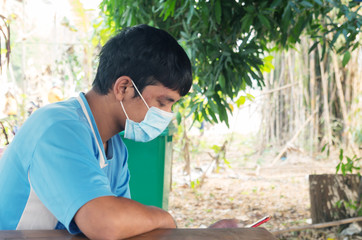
[92,24,192,97]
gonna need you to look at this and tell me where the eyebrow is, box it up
[158,96,176,103]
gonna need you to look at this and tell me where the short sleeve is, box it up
[114,158,131,198]
[108,135,131,199]
[29,120,115,233]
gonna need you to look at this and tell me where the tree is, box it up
[0,14,11,70]
[98,0,362,127]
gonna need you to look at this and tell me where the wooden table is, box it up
[0,228,277,240]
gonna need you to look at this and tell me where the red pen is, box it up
[249,216,271,228]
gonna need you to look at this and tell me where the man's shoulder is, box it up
[16,97,88,142]
[35,97,82,122]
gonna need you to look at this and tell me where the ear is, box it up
[112,76,133,101]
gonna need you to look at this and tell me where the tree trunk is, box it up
[309,174,361,224]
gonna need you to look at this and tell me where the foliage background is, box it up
[0,0,361,157]
[0,1,361,237]
[98,0,362,159]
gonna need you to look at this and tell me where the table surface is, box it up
[0,228,277,240]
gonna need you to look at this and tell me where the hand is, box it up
[208,218,239,228]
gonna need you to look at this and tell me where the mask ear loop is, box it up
[120,101,129,119]
[131,80,150,110]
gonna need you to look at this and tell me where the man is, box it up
[0,25,274,240]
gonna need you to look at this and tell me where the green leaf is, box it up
[223,158,231,168]
[321,143,328,152]
[176,111,182,125]
[264,56,274,62]
[261,60,275,73]
[246,93,255,101]
[98,0,362,128]
[190,180,196,189]
[270,0,282,8]
[321,41,327,61]
[241,14,253,32]
[281,3,291,31]
[339,149,344,161]
[257,14,270,29]
[187,102,200,118]
[336,200,343,208]
[330,30,341,48]
[220,110,229,127]
[342,51,351,67]
[201,4,209,24]
[219,77,226,91]
[160,0,177,20]
[215,0,222,25]
[300,1,314,8]
[235,95,246,107]
[341,164,346,176]
[309,41,319,54]
[314,0,323,6]
[208,108,218,123]
[211,145,221,152]
[336,163,341,174]
[208,99,219,114]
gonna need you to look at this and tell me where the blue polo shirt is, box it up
[0,93,130,233]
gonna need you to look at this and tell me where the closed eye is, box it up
[158,100,166,107]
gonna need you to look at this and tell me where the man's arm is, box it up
[74,196,176,240]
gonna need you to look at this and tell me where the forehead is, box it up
[142,84,181,101]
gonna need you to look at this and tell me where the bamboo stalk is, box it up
[351,48,362,153]
[267,70,272,149]
[287,51,294,142]
[276,52,285,146]
[315,94,320,149]
[264,71,272,152]
[260,82,297,95]
[239,83,298,112]
[182,120,191,176]
[298,45,306,147]
[344,55,352,107]
[275,70,280,146]
[272,216,362,235]
[270,56,277,145]
[299,45,306,146]
[271,109,318,165]
[310,49,316,153]
[351,49,360,141]
[332,52,360,154]
[318,45,333,147]
[332,53,348,136]
[328,81,337,117]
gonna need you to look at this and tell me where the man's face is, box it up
[123,83,181,123]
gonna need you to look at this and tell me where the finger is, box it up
[208,219,239,228]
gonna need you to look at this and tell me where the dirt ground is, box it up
[167,131,361,239]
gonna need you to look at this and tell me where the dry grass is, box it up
[168,131,360,239]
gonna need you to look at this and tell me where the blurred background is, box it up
[0,0,361,238]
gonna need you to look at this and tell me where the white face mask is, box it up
[120,81,174,142]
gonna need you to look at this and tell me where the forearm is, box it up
[74,196,176,240]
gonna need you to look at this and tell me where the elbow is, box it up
[79,215,128,240]
[74,196,169,239]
